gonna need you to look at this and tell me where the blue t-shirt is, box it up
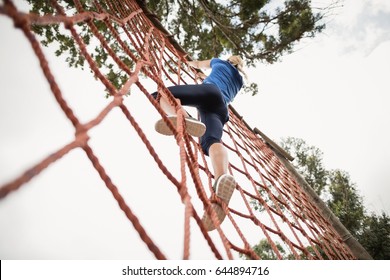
[203,58,243,104]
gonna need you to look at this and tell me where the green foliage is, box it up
[327,169,365,235]
[240,238,330,260]
[250,185,287,213]
[358,212,390,259]
[280,137,389,259]
[241,239,286,260]
[28,0,88,69]
[295,244,329,260]
[146,0,327,64]
[25,1,335,97]
[26,0,133,95]
[242,82,259,96]
[281,137,328,195]
[281,137,367,237]
[248,137,389,259]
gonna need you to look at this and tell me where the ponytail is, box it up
[227,55,248,82]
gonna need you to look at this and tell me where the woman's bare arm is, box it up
[188,59,212,69]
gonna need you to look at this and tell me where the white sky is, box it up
[240,0,390,215]
[0,0,389,259]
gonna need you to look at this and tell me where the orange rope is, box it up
[0,0,355,260]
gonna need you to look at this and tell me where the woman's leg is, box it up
[209,142,229,179]
[202,141,236,231]
[153,85,234,230]
[154,84,225,137]
[159,96,186,116]
[154,83,230,177]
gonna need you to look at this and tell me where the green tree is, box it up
[327,169,365,236]
[280,137,389,259]
[247,137,389,259]
[241,239,287,260]
[281,138,366,237]
[25,0,340,95]
[281,137,328,195]
[145,0,332,64]
[27,0,135,90]
[358,212,390,259]
[241,238,329,260]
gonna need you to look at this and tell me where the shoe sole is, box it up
[202,175,236,231]
[155,116,206,137]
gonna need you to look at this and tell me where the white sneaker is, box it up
[155,115,206,137]
[202,174,236,231]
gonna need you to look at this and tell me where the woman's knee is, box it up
[201,137,221,156]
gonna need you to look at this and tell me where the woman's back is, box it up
[203,58,243,104]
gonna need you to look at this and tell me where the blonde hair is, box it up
[227,55,248,81]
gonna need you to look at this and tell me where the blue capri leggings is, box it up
[152,84,229,155]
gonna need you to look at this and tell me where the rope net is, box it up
[0,0,355,260]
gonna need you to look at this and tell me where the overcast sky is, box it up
[240,0,390,215]
[0,0,389,260]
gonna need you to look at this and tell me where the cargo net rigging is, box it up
[0,0,355,260]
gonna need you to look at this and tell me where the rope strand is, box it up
[0,0,355,260]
